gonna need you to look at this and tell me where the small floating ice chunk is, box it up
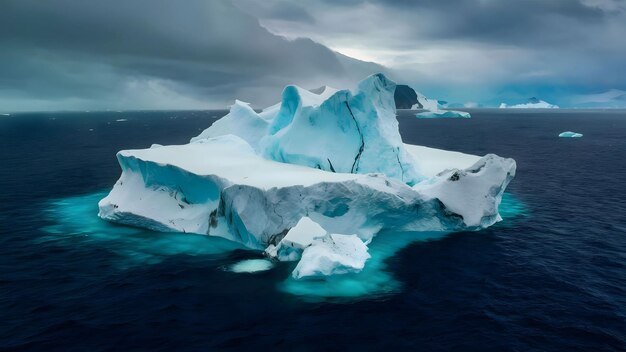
[265,217,327,261]
[559,131,583,138]
[116,118,128,122]
[229,259,274,273]
[1,113,10,116]
[292,233,370,279]
[416,110,471,118]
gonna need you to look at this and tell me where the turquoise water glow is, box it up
[42,190,526,299]
[42,191,244,269]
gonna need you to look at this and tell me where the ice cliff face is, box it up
[98,73,516,280]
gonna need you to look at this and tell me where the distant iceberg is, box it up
[416,110,471,118]
[559,131,583,138]
[394,84,450,112]
[98,73,515,281]
[500,97,559,109]
[394,86,470,118]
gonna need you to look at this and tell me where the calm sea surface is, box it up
[1,109,625,351]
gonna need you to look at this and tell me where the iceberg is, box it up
[412,90,441,111]
[396,87,470,118]
[98,73,516,281]
[500,98,559,109]
[292,233,370,279]
[559,131,583,138]
[265,217,327,261]
[415,110,471,118]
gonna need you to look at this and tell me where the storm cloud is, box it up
[0,0,382,111]
[236,0,626,106]
[1,0,625,110]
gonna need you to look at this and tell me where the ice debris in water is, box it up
[559,131,583,138]
[229,259,274,273]
[292,233,370,279]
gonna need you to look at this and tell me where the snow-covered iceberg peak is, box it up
[262,73,421,185]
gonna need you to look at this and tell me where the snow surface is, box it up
[99,73,516,281]
[559,131,583,138]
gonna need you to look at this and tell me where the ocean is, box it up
[1,109,625,351]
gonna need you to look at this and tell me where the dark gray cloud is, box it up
[1,0,624,110]
[0,0,383,111]
[363,0,608,47]
[235,1,316,24]
[238,0,626,105]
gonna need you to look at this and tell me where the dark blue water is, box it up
[1,110,625,351]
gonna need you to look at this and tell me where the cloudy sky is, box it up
[1,0,625,111]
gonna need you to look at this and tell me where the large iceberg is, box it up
[99,73,516,280]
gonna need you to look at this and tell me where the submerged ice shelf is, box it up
[97,73,517,287]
